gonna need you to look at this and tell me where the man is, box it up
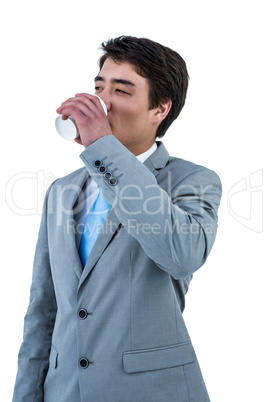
[13,36,222,401]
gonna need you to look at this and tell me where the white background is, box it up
[1,0,267,400]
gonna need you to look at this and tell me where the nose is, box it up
[105,101,111,112]
[97,92,111,112]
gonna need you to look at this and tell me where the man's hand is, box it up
[56,93,112,148]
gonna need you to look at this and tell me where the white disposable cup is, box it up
[55,94,107,141]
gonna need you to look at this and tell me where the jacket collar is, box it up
[144,141,170,174]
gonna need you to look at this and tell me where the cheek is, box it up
[114,108,138,128]
[112,100,150,132]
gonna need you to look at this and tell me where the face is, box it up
[94,58,159,155]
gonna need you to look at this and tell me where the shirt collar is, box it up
[136,142,157,163]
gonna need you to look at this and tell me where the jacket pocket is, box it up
[123,341,195,374]
[49,345,58,369]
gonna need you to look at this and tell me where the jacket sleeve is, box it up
[80,135,222,280]
[13,182,57,402]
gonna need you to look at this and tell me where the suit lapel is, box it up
[78,208,121,289]
[62,168,88,279]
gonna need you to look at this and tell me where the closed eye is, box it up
[95,86,131,95]
[115,89,129,94]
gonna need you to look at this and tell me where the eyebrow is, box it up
[94,75,135,87]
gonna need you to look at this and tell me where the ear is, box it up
[152,99,172,125]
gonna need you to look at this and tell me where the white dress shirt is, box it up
[74,141,157,247]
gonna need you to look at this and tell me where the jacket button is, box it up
[109,177,117,186]
[78,309,88,320]
[79,358,89,369]
[93,160,102,168]
[104,171,112,180]
[98,165,107,174]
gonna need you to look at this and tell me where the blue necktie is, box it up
[79,188,111,267]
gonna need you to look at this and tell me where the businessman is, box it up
[13,36,222,401]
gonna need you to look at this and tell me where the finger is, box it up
[56,97,84,112]
[75,93,106,114]
[57,96,97,113]
[56,99,93,116]
[57,94,103,114]
[56,105,88,126]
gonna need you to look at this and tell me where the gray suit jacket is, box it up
[13,135,222,402]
